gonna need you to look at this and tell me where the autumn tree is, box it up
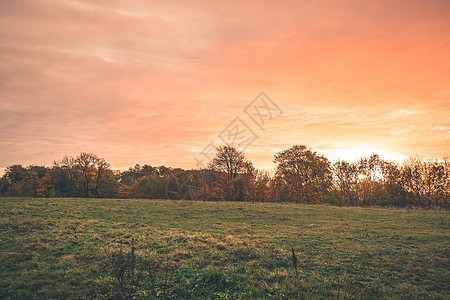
[0,176,8,196]
[74,153,96,197]
[5,165,27,182]
[0,165,51,197]
[356,154,386,206]
[208,145,252,179]
[274,145,332,203]
[55,153,115,198]
[52,156,78,197]
[247,169,272,202]
[378,160,406,207]
[0,149,447,208]
[206,145,254,201]
[4,165,28,196]
[120,164,143,186]
[401,156,449,208]
[332,160,358,205]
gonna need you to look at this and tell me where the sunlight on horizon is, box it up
[316,147,408,163]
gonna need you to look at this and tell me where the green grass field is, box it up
[0,198,448,299]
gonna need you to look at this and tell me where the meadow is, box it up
[0,197,448,299]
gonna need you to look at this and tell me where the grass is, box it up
[0,197,448,299]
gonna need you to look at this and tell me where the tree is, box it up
[3,165,50,197]
[378,160,406,207]
[74,153,96,197]
[274,145,332,203]
[93,157,110,197]
[332,160,358,205]
[248,169,271,202]
[401,156,449,208]
[208,145,252,179]
[205,145,255,201]
[356,154,384,206]
[4,165,27,184]
[120,164,143,186]
[0,176,9,196]
[52,156,79,197]
[73,153,113,198]
[156,166,172,177]
[4,165,27,196]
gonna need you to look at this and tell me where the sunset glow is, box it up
[0,0,449,171]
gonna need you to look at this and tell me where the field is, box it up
[0,198,448,299]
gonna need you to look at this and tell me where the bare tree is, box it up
[208,145,252,179]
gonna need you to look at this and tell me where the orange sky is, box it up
[0,0,449,171]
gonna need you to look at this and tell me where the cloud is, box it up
[0,0,449,170]
[434,126,450,131]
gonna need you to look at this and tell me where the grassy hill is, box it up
[0,197,448,299]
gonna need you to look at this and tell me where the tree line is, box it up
[0,145,448,208]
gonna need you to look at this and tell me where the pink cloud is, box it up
[0,0,449,171]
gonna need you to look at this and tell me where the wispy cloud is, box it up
[0,0,449,169]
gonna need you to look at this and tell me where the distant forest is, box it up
[0,145,448,208]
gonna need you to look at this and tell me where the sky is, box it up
[0,0,449,172]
